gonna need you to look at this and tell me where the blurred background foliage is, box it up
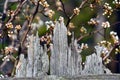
[0,0,119,73]
[0,0,117,58]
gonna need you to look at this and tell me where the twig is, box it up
[77,28,103,42]
[0,0,26,28]
[0,0,27,50]
[77,25,118,42]
[8,0,19,2]
[7,0,27,23]
[66,0,88,27]
[59,0,69,19]
[77,20,120,42]
[111,21,120,26]
[103,41,120,61]
[0,55,16,69]
[21,1,39,46]
[103,47,114,61]
[3,0,8,14]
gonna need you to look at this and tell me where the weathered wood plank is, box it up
[15,54,27,77]
[16,33,49,77]
[50,20,68,76]
[82,45,112,74]
[50,18,82,76]
[26,35,34,77]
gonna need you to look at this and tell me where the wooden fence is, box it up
[15,19,112,78]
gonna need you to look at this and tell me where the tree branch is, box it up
[8,0,19,2]
[66,0,88,27]
[77,28,103,42]
[21,1,40,46]
[59,0,69,19]
[3,0,8,14]
[77,20,120,42]
[7,0,27,23]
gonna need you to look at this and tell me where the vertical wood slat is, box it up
[16,33,49,77]
[26,35,34,77]
[51,21,68,76]
[50,19,82,76]
[82,45,112,74]
[82,53,104,74]
[15,54,27,77]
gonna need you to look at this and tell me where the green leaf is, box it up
[38,25,47,37]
